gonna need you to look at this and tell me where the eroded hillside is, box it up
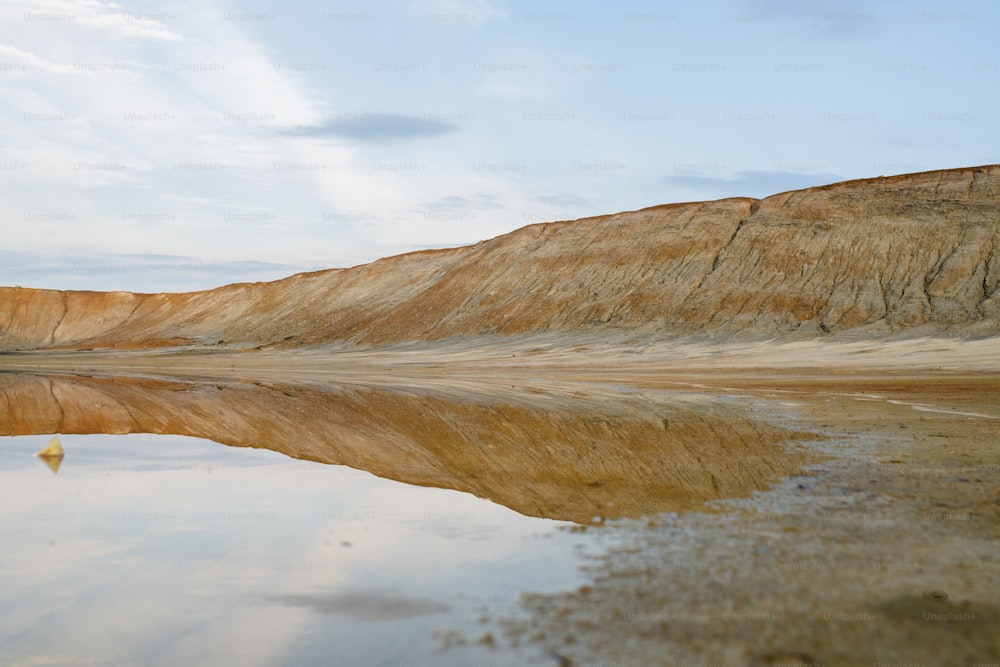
[1,165,998,351]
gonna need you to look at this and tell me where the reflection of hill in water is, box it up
[0,372,813,523]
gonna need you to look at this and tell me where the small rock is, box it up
[37,436,64,458]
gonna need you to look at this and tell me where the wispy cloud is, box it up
[733,0,881,41]
[0,43,76,74]
[422,193,501,211]
[72,1,183,41]
[0,0,543,279]
[282,113,458,142]
[662,170,842,198]
[532,192,590,208]
[0,0,358,266]
[0,249,311,292]
[8,0,183,41]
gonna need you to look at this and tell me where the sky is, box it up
[1,0,997,291]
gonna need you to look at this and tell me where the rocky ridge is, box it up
[1,165,998,352]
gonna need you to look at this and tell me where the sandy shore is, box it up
[3,334,1000,380]
[499,378,1000,664]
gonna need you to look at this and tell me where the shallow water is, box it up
[0,368,807,665]
[0,432,593,666]
[0,368,817,665]
[7,368,994,664]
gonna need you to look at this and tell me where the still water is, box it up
[0,369,805,665]
[0,432,590,666]
[3,368,996,664]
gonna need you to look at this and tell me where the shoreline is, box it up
[2,349,998,661]
[3,334,1000,375]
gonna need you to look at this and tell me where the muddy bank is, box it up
[500,381,1000,665]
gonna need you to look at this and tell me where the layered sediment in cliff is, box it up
[1,165,998,352]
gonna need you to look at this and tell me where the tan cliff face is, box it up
[1,165,998,352]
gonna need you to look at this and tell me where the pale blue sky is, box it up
[1,0,996,290]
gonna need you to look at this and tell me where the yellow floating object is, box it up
[37,436,64,474]
[38,436,64,458]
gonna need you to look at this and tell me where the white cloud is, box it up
[4,0,183,40]
[0,43,76,74]
[0,0,544,283]
[0,0,631,288]
[73,0,184,41]
[1,1,352,262]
